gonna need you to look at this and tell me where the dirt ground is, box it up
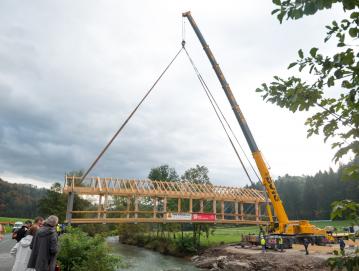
[192,241,359,271]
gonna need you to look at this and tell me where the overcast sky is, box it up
[0,1,346,188]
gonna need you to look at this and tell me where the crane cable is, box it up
[182,45,256,186]
[183,47,272,215]
[80,46,184,183]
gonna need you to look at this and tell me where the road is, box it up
[0,234,15,271]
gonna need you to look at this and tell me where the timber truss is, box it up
[64,176,272,225]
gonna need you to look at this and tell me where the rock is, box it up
[210,262,220,271]
[193,257,218,269]
[217,255,228,268]
[191,255,200,262]
[224,260,251,271]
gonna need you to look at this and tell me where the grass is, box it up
[0,217,30,232]
[200,220,354,247]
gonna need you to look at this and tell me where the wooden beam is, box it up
[135,197,139,219]
[240,202,244,221]
[98,195,103,219]
[235,202,239,221]
[127,197,130,219]
[163,197,167,213]
[153,197,157,219]
[221,200,224,220]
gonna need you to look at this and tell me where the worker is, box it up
[56,224,61,236]
[260,237,266,253]
[339,238,346,255]
[303,238,310,255]
[278,236,284,252]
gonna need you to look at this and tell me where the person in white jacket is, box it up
[10,225,38,271]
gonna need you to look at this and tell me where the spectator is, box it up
[15,220,32,242]
[0,224,4,241]
[10,225,38,271]
[28,215,59,271]
[34,217,44,228]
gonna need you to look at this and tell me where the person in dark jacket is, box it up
[15,220,32,242]
[28,215,59,271]
[339,238,346,255]
[303,238,310,255]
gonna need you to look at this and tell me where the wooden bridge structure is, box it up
[64,176,272,225]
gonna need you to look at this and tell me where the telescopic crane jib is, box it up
[182,11,332,242]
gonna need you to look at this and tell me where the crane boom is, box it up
[182,11,289,225]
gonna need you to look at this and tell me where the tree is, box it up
[257,1,359,268]
[39,182,91,223]
[257,0,359,179]
[38,183,67,222]
[181,165,211,185]
[148,164,179,181]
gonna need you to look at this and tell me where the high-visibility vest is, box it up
[260,238,266,245]
[278,237,283,244]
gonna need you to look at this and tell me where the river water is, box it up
[107,237,201,271]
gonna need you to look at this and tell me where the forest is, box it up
[0,179,47,218]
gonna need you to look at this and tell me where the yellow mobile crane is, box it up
[182,11,333,245]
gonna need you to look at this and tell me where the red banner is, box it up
[192,213,216,221]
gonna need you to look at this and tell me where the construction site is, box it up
[0,2,358,271]
[59,11,358,271]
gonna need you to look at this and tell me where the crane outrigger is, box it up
[182,11,333,244]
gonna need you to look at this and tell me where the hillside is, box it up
[0,178,47,218]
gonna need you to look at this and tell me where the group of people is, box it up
[10,215,59,271]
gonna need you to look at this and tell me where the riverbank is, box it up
[108,237,200,270]
[191,245,332,271]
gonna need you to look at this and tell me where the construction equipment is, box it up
[182,11,333,245]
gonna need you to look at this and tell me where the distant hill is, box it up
[0,178,47,219]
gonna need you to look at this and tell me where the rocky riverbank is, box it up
[191,245,332,271]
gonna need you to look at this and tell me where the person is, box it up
[34,217,44,228]
[278,236,284,252]
[260,237,266,253]
[15,220,32,242]
[10,225,38,271]
[303,238,310,255]
[56,224,61,236]
[339,238,346,255]
[0,224,5,241]
[28,215,59,271]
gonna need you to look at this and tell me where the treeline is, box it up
[0,178,47,218]
[248,162,359,220]
[276,165,359,220]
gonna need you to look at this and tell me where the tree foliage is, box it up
[257,0,359,179]
[0,178,47,218]
[260,1,359,268]
[58,227,121,271]
[38,182,91,222]
[148,164,179,181]
[181,165,211,185]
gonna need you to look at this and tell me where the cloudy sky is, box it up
[0,1,345,188]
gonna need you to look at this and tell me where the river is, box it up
[107,237,201,271]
